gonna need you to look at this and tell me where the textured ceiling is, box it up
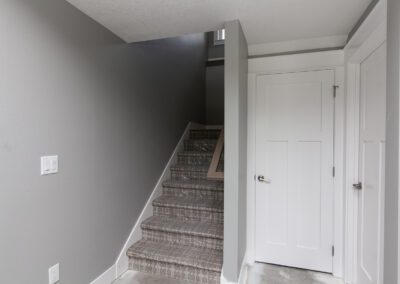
[66,0,373,44]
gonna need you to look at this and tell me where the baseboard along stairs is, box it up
[126,128,224,284]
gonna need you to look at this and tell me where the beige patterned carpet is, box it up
[126,129,224,284]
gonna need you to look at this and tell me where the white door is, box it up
[255,70,335,273]
[356,43,386,284]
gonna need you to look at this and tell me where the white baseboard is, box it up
[90,265,116,284]
[114,121,198,278]
[220,252,248,284]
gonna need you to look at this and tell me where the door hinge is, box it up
[332,166,335,177]
[333,85,339,98]
[332,246,335,256]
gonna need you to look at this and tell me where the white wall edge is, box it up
[88,121,197,283]
[342,5,387,282]
[90,265,116,284]
[220,252,248,284]
[248,35,347,57]
[345,0,387,52]
[248,50,344,75]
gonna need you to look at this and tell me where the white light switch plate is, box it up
[49,263,60,284]
[41,156,59,175]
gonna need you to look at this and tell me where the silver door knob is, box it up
[258,175,271,183]
[353,182,362,190]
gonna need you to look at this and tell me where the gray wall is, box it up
[384,0,400,282]
[0,1,206,283]
[206,65,224,124]
[223,20,248,282]
[206,32,225,125]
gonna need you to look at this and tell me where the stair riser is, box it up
[178,155,212,166]
[171,169,208,180]
[163,187,224,201]
[142,229,223,250]
[129,258,220,284]
[154,206,223,223]
[184,141,217,152]
[189,129,221,140]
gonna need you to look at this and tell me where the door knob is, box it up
[353,182,362,190]
[258,175,271,183]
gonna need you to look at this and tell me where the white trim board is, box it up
[343,5,387,283]
[220,252,249,284]
[248,35,347,57]
[90,122,198,284]
[247,50,345,278]
[115,122,197,277]
[90,265,116,284]
[248,50,344,74]
[345,0,387,55]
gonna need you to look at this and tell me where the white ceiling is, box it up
[66,0,373,45]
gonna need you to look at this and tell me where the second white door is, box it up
[255,70,335,272]
[356,42,386,284]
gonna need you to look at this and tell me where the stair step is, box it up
[126,125,224,283]
[153,196,223,212]
[127,240,223,272]
[170,164,209,180]
[178,151,213,165]
[163,179,223,191]
[189,129,221,139]
[184,139,217,152]
[153,196,223,223]
[162,179,224,200]
[141,216,223,250]
[142,216,223,239]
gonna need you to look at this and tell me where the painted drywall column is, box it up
[223,20,248,282]
[385,0,400,282]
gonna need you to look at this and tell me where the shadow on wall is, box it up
[206,32,225,125]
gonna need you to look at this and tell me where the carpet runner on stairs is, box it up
[127,128,224,284]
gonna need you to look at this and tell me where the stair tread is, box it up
[163,179,223,191]
[141,216,223,239]
[186,138,218,142]
[127,239,223,272]
[171,164,209,172]
[153,196,223,212]
[178,151,214,156]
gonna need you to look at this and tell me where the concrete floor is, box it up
[246,263,343,284]
[113,263,343,284]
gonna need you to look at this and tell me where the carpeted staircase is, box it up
[127,128,224,284]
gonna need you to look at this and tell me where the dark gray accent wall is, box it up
[206,65,225,125]
[206,32,224,125]
[207,32,225,60]
[0,1,206,283]
[384,0,400,282]
[223,20,248,282]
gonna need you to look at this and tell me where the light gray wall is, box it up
[384,0,400,282]
[223,20,248,282]
[0,1,206,283]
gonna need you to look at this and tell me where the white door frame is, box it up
[343,3,387,283]
[247,50,345,278]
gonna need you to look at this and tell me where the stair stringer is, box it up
[114,121,203,279]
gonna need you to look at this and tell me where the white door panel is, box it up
[356,43,386,284]
[255,70,334,273]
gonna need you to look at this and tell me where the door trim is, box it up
[344,17,387,284]
[247,51,345,278]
